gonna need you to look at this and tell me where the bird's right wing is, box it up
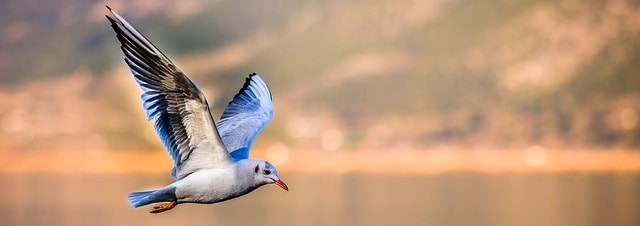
[106,7,234,180]
[217,73,273,161]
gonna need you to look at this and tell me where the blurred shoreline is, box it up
[2,149,639,175]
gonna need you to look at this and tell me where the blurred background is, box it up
[1,0,640,225]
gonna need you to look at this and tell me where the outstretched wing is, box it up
[217,73,273,161]
[106,7,233,180]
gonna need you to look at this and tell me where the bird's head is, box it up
[252,160,288,191]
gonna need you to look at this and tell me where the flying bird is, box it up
[105,6,288,213]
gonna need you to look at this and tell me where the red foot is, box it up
[150,201,177,213]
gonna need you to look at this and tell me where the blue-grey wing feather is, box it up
[106,8,233,180]
[217,73,273,161]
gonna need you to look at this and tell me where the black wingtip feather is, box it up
[233,74,258,100]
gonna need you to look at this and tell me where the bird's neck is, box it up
[234,159,263,191]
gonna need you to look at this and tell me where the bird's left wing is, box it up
[106,7,233,180]
[217,73,273,161]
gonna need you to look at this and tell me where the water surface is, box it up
[1,173,638,226]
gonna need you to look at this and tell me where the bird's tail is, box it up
[128,186,177,208]
[128,190,157,207]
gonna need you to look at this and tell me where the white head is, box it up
[242,160,288,191]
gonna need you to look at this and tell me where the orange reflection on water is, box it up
[1,149,640,174]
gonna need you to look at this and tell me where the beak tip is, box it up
[274,180,289,191]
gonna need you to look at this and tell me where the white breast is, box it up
[173,166,243,204]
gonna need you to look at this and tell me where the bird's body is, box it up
[105,6,287,213]
[175,166,244,204]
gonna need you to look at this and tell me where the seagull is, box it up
[105,6,288,213]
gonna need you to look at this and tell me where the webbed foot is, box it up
[150,201,177,213]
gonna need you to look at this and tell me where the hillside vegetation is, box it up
[1,0,640,151]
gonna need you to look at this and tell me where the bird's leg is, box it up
[150,201,177,213]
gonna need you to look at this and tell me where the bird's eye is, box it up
[254,165,259,173]
[263,169,271,175]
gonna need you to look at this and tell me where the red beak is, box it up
[274,179,289,191]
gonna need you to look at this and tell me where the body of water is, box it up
[1,172,638,226]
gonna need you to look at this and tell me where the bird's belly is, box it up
[173,169,249,204]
